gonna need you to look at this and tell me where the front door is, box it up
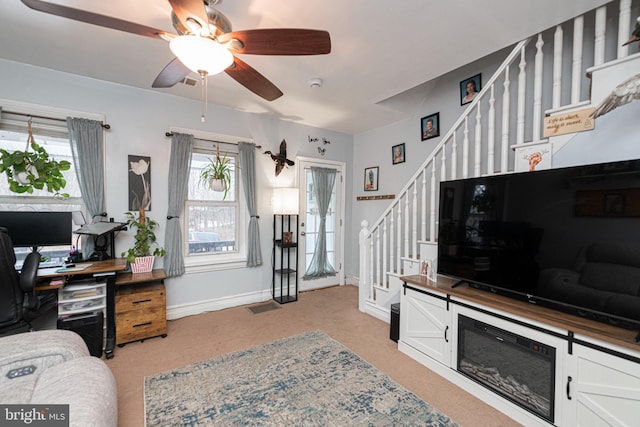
[297,157,345,291]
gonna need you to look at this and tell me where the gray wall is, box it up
[0,58,353,310]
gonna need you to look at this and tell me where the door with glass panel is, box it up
[297,158,345,291]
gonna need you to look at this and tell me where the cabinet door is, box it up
[564,344,640,427]
[400,287,451,366]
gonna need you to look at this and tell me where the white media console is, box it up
[399,275,640,427]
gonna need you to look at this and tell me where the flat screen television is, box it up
[0,211,73,249]
[437,158,640,330]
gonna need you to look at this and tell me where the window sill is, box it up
[184,253,248,274]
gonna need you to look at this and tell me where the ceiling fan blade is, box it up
[225,57,283,101]
[219,29,331,55]
[168,0,210,36]
[20,0,173,40]
[152,58,192,88]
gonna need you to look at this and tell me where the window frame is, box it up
[0,98,105,264]
[172,127,250,273]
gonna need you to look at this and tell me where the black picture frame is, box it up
[128,155,151,211]
[421,113,440,141]
[364,166,379,191]
[460,73,481,105]
[392,143,405,165]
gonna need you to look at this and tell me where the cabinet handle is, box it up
[444,325,449,343]
[133,322,152,328]
[566,376,572,400]
[133,299,152,304]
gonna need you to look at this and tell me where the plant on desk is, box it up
[121,209,165,273]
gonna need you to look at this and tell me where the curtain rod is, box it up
[3,110,111,129]
[165,132,261,149]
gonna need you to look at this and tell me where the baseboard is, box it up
[166,289,272,320]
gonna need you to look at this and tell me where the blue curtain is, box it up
[303,167,336,279]
[238,142,262,267]
[164,132,193,277]
[66,117,105,259]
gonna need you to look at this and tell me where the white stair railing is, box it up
[359,0,637,314]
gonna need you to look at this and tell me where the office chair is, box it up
[0,227,56,337]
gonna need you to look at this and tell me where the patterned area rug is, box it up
[144,330,460,426]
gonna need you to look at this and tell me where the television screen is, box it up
[438,158,640,328]
[0,211,73,248]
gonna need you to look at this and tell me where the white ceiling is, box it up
[0,0,610,135]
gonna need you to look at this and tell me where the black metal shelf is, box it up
[272,214,298,304]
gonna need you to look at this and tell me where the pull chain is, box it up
[200,71,208,123]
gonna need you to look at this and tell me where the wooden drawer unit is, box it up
[115,282,167,345]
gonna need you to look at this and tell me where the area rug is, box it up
[144,330,460,426]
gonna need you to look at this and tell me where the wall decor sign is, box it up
[392,143,405,165]
[421,113,440,141]
[364,166,379,191]
[515,142,551,172]
[128,155,151,211]
[460,73,481,105]
[543,107,595,137]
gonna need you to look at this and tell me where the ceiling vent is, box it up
[180,77,198,86]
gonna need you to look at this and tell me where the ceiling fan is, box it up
[20,0,331,102]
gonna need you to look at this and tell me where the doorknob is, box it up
[300,231,306,236]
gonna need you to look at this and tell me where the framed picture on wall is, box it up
[421,113,440,141]
[128,155,151,211]
[392,143,405,165]
[460,73,481,105]
[364,166,379,191]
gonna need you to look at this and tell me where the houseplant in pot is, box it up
[198,148,234,200]
[0,123,71,197]
[121,209,166,273]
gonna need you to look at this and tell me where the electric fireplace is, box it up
[457,315,556,423]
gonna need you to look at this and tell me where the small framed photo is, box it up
[460,73,481,105]
[392,143,405,165]
[364,166,379,191]
[420,259,437,282]
[421,113,440,141]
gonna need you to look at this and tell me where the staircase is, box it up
[358,0,640,322]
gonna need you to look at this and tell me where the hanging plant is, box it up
[0,120,71,197]
[198,145,234,200]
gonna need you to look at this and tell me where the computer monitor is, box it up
[0,211,73,250]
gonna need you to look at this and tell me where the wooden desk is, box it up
[37,259,127,359]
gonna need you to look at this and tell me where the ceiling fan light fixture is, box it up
[169,35,233,76]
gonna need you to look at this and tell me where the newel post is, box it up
[358,220,369,312]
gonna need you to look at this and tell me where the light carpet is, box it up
[144,330,460,426]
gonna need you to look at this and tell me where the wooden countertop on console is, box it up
[402,275,640,353]
[116,269,166,286]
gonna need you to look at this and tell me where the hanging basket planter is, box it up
[208,178,227,192]
[198,145,234,200]
[130,255,155,274]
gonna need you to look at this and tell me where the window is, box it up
[0,115,84,268]
[184,137,247,269]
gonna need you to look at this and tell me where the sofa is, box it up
[538,242,640,325]
[0,329,117,426]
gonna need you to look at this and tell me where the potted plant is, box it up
[0,138,71,197]
[121,209,166,273]
[198,148,234,200]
